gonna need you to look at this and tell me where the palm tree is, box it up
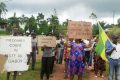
[19,14,29,25]
[36,13,44,24]
[8,13,20,28]
[47,15,59,34]
[0,2,7,18]
[25,16,37,33]
[7,13,21,33]
[36,13,50,34]
[89,12,97,20]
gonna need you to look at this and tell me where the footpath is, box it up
[50,63,108,80]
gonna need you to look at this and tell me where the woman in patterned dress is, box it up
[68,39,85,80]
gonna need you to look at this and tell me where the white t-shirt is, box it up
[32,38,37,47]
[110,43,120,59]
[84,40,92,51]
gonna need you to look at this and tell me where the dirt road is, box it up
[50,63,108,80]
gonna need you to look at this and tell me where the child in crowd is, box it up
[93,38,106,78]
[94,54,106,77]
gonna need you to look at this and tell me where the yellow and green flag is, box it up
[95,23,113,61]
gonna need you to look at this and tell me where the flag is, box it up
[95,23,113,61]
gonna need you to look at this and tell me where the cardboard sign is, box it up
[0,36,32,54]
[37,36,56,47]
[67,21,92,39]
[0,36,32,71]
[0,54,7,73]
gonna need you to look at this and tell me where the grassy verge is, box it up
[0,31,10,35]
[0,61,41,80]
[105,62,109,76]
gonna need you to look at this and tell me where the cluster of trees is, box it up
[92,21,120,36]
[0,2,68,37]
[7,13,67,37]
[0,2,120,37]
[90,13,120,36]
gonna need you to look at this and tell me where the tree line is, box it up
[0,2,67,38]
[0,2,120,37]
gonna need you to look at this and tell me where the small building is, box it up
[0,22,7,31]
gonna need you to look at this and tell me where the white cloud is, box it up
[3,0,120,24]
[58,3,93,22]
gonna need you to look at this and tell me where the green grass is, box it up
[0,61,41,80]
[0,31,10,35]
[105,62,109,76]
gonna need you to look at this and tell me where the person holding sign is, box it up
[68,39,85,80]
[40,33,56,80]
[7,32,19,80]
[0,30,31,80]
[40,45,53,80]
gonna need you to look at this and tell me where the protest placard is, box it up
[67,21,92,39]
[0,36,32,71]
[37,36,56,47]
[0,36,32,54]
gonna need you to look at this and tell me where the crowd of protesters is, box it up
[48,36,106,80]
[53,36,107,80]
[5,30,120,80]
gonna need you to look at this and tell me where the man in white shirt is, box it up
[28,32,38,70]
[106,35,120,80]
[84,39,92,68]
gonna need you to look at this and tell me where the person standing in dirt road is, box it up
[68,39,85,80]
[40,33,55,80]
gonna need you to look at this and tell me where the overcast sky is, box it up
[2,0,120,24]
